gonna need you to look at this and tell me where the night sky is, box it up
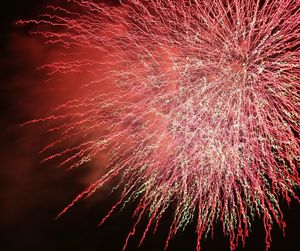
[0,1,299,251]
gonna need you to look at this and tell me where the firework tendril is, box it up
[20,0,300,250]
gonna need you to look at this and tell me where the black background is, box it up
[0,1,299,251]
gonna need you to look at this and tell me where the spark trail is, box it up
[21,0,300,250]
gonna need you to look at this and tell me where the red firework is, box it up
[20,0,300,250]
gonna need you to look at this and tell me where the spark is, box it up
[21,0,300,250]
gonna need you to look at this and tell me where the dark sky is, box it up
[0,1,299,251]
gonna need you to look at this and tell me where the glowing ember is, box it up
[20,0,300,250]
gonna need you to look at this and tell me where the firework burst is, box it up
[20,0,300,250]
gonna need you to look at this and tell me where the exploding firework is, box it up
[20,0,300,250]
